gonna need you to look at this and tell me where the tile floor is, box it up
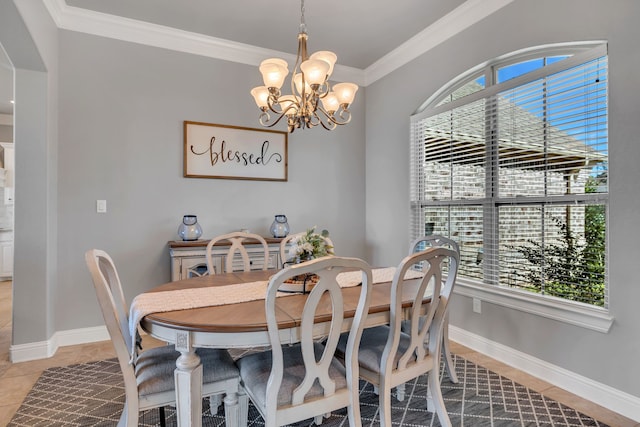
[0,280,636,427]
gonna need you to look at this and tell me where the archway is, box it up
[0,0,54,359]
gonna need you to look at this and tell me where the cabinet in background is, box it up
[0,230,13,279]
[1,143,14,205]
[168,237,283,281]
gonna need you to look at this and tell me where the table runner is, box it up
[128,267,422,362]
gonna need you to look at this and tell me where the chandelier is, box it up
[250,0,358,133]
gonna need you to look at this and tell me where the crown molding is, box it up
[42,0,513,88]
[41,0,365,86]
[42,0,289,68]
[364,0,515,85]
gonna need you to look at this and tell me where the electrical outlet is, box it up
[96,199,107,213]
[473,298,482,314]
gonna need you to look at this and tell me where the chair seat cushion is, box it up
[337,326,418,374]
[237,341,347,409]
[135,345,239,397]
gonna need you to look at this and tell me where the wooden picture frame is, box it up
[184,121,288,181]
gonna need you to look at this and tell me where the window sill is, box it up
[454,279,613,333]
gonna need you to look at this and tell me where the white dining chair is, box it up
[279,231,335,268]
[408,235,460,384]
[85,249,247,427]
[236,256,372,427]
[337,247,459,427]
[206,231,270,275]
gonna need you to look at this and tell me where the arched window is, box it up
[410,43,608,316]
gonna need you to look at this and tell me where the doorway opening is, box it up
[0,44,14,362]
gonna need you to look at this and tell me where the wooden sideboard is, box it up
[168,237,284,281]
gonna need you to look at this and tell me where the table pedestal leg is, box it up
[175,331,202,427]
[223,390,242,427]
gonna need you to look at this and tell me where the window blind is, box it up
[410,44,608,307]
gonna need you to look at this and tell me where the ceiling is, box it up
[64,0,467,70]
[0,0,512,117]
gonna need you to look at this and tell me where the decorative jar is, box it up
[177,215,203,241]
[270,214,290,238]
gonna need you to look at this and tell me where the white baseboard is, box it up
[9,339,54,362]
[10,326,109,363]
[449,325,640,422]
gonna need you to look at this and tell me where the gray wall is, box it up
[55,31,366,331]
[365,0,640,397]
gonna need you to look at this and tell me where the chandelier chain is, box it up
[299,0,306,33]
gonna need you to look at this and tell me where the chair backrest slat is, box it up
[409,235,459,255]
[85,249,137,386]
[264,256,372,414]
[384,247,459,375]
[206,231,270,275]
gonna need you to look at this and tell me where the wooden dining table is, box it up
[138,268,430,427]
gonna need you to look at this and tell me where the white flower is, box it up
[286,227,333,264]
[288,244,299,258]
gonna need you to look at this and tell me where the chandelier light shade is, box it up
[251,0,358,133]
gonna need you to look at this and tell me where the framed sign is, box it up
[184,121,288,181]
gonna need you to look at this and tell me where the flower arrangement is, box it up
[288,227,334,264]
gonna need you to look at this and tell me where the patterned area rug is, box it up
[8,354,608,427]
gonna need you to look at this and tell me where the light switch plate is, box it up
[473,297,482,314]
[96,199,107,213]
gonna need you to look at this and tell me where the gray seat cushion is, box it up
[337,326,419,374]
[135,345,239,397]
[237,341,347,409]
